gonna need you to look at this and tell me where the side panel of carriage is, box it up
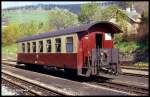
[17,33,78,69]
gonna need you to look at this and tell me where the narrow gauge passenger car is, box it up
[16,21,122,78]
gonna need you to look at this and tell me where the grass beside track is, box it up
[2,44,17,59]
[2,44,17,54]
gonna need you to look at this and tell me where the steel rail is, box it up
[2,60,148,78]
[90,80,148,96]
[2,76,41,96]
[2,60,149,96]
[2,71,69,96]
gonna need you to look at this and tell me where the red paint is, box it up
[18,53,77,69]
[17,23,118,71]
[18,53,36,64]
[103,33,113,48]
[77,31,114,69]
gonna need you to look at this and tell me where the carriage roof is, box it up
[16,21,122,43]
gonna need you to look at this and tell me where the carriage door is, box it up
[96,34,103,48]
[82,35,89,67]
[81,33,103,67]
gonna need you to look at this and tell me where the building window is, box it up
[32,42,36,53]
[66,37,73,52]
[55,38,61,52]
[39,41,43,53]
[46,39,51,52]
[27,42,30,53]
[22,43,25,53]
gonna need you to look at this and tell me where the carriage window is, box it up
[27,42,30,53]
[22,43,25,53]
[46,39,51,52]
[105,33,111,40]
[39,41,43,53]
[66,37,73,52]
[55,38,61,52]
[32,42,36,53]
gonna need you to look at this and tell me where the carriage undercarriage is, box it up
[78,48,121,78]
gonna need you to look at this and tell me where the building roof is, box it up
[16,21,122,43]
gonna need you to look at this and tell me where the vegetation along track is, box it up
[2,70,67,96]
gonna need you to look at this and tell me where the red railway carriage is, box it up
[16,21,122,78]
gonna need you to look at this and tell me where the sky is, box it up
[2,1,97,9]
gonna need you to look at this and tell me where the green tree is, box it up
[2,22,40,45]
[18,21,42,36]
[38,22,54,33]
[48,7,79,30]
[79,3,101,24]
[100,5,128,32]
[2,24,19,45]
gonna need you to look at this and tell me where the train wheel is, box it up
[24,64,33,69]
[64,68,77,75]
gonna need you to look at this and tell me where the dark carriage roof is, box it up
[16,21,122,43]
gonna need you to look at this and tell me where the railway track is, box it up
[2,59,148,78]
[89,79,148,96]
[2,70,69,96]
[121,71,148,78]
[121,66,148,71]
[2,59,149,96]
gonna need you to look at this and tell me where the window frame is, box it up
[66,37,73,53]
[55,38,61,53]
[22,43,25,53]
[105,33,112,40]
[39,40,43,53]
[32,42,36,53]
[27,42,30,53]
[46,39,51,53]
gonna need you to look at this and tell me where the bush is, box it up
[134,62,148,68]
[48,7,79,30]
[114,34,123,44]
[115,41,140,53]
[2,44,17,55]
[2,21,53,46]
